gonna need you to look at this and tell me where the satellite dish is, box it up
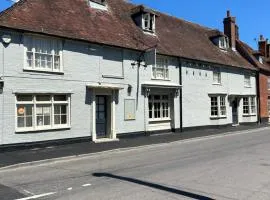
[2,35,12,44]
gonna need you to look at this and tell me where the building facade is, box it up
[0,0,259,146]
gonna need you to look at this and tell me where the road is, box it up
[1,128,270,200]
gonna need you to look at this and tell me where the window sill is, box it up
[151,78,171,81]
[102,75,124,79]
[15,126,71,133]
[244,86,252,88]
[212,83,222,86]
[149,118,171,123]
[210,116,227,120]
[23,68,64,75]
[243,114,256,117]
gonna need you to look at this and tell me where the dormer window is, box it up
[89,0,107,10]
[219,37,229,50]
[131,5,157,34]
[142,13,155,32]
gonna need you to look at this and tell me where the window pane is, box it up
[17,117,25,128]
[17,95,33,102]
[44,116,50,125]
[61,115,67,124]
[54,95,67,101]
[54,115,61,125]
[26,117,33,127]
[54,105,61,114]
[36,95,51,101]
[36,116,43,126]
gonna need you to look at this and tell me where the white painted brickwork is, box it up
[0,30,181,145]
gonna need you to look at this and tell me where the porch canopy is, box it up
[141,82,182,89]
[86,83,124,90]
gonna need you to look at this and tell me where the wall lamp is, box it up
[1,34,12,44]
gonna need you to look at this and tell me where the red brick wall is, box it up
[259,73,269,120]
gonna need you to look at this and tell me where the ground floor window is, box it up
[243,96,256,115]
[148,95,170,121]
[16,94,70,131]
[210,95,227,118]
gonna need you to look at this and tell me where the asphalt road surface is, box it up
[1,128,270,200]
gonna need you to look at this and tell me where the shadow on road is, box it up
[0,183,26,200]
[93,173,214,200]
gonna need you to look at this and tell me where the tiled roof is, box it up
[237,40,270,72]
[0,0,256,70]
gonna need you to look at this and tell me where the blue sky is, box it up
[0,0,269,49]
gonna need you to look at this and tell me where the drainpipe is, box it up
[178,58,183,132]
[1,42,4,144]
[256,70,260,124]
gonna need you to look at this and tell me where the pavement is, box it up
[1,125,270,199]
[0,124,268,169]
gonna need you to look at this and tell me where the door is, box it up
[232,99,239,125]
[96,96,107,138]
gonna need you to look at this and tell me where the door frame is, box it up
[91,89,117,141]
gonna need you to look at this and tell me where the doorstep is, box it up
[93,138,120,143]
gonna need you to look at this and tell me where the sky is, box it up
[0,0,269,49]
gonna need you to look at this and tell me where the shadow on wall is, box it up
[92,173,215,200]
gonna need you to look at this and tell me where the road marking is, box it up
[82,183,92,187]
[67,187,72,191]
[23,189,35,196]
[15,192,56,200]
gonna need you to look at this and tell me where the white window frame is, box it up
[210,95,227,118]
[243,96,256,116]
[152,56,169,80]
[213,68,221,84]
[219,37,229,50]
[148,95,170,121]
[15,94,71,132]
[142,13,155,32]
[244,75,251,87]
[24,35,63,73]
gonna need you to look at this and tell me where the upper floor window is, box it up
[142,13,155,32]
[24,36,63,73]
[244,75,251,87]
[152,56,169,80]
[213,68,221,84]
[219,37,229,50]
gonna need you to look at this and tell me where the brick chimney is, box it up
[258,35,267,57]
[223,10,237,50]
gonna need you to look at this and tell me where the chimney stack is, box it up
[258,35,267,57]
[223,10,237,50]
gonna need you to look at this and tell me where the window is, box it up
[152,56,169,80]
[142,13,155,32]
[16,94,70,131]
[24,36,62,72]
[244,75,251,87]
[210,95,227,118]
[213,68,221,84]
[219,37,229,50]
[148,95,170,121]
[243,96,256,115]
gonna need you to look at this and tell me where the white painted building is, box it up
[0,0,258,146]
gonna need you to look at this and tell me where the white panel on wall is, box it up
[101,46,123,77]
[124,99,136,120]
